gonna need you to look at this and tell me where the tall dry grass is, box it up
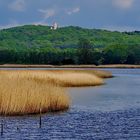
[77,70,113,78]
[0,72,69,116]
[47,70,113,78]
[97,64,140,68]
[0,70,105,115]
[45,71,104,87]
[2,70,104,87]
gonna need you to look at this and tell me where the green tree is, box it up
[78,38,94,64]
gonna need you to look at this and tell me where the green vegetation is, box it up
[0,25,140,64]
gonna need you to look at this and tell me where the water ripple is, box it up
[0,107,140,140]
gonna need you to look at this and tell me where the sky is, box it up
[0,0,140,31]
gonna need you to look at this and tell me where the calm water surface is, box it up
[70,68,140,111]
[0,68,140,140]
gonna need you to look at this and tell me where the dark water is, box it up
[0,69,140,140]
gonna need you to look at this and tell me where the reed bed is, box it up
[44,71,104,87]
[47,70,113,78]
[1,64,140,68]
[0,72,69,116]
[97,64,140,68]
[78,70,113,78]
[2,70,104,87]
[0,69,106,115]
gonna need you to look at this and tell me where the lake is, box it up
[0,68,140,140]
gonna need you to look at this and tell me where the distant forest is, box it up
[0,25,140,65]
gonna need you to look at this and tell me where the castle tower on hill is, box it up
[51,22,58,30]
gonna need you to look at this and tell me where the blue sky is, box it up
[0,0,140,31]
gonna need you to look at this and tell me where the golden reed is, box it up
[0,71,69,116]
[0,70,109,116]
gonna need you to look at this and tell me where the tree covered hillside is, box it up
[0,25,140,50]
[0,25,140,64]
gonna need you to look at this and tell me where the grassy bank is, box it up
[0,64,140,68]
[0,70,110,116]
[96,64,140,68]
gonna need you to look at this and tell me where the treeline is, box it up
[0,42,139,65]
[76,39,140,65]
[0,48,76,64]
[0,25,140,65]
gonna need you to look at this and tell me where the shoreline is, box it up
[0,64,140,69]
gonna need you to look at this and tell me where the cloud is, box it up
[38,8,56,19]
[112,0,134,9]
[8,0,25,12]
[66,7,80,15]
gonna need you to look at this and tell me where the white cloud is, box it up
[8,0,25,12]
[112,0,134,9]
[38,8,56,19]
[66,7,80,15]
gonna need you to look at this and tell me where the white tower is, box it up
[51,22,58,30]
[53,22,58,30]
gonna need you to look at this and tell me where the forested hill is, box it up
[0,25,139,65]
[0,25,140,50]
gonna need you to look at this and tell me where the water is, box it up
[0,68,140,140]
[70,68,140,112]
